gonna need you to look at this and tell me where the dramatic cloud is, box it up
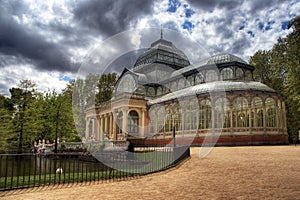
[73,0,154,36]
[186,0,240,11]
[0,1,76,72]
[0,0,298,96]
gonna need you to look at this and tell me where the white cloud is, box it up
[0,0,299,96]
[0,65,73,96]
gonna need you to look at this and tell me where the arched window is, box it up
[178,78,185,89]
[157,105,166,133]
[147,87,155,96]
[238,113,246,127]
[183,100,198,130]
[235,68,244,79]
[267,108,275,127]
[157,86,163,96]
[257,110,264,127]
[164,104,181,132]
[251,97,263,127]
[187,75,194,86]
[205,70,218,82]
[128,110,139,135]
[221,68,233,80]
[195,73,204,84]
[214,98,230,128]
[233,97,248,128]
[171,81,177,91]
[199,99,212,129]
[136,86,145,95]
[116,74,136,94]
[266,98,276,127]
[149,108,156,134]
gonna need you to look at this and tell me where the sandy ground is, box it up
[1,146,300,200]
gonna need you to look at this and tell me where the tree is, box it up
[96,73,117,104]
[83,74,100,108]
[0,95,13,153]
[250,16,300,140]
[284,16,300,139]
[9,80,37,153]
[70,79,86,139]
[250,47,286,92]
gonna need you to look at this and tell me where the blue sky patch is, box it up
[182,20,194,33]
[258,22,264,30]
[247,31,255,37]
[167,0,181,13]
[239,25,245,30]
[59,75,72,82]
[185,8,195,18]
[281,21,290,30]
[265,21,275,31]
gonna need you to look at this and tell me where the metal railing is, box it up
[0,145,190,191]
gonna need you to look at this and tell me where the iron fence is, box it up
[0,145,190,191]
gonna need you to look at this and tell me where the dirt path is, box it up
[2,146,300,199]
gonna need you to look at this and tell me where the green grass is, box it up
[0,170,132,190]
[133,150,174,173]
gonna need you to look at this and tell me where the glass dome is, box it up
[134,38,190,69]
[207,53,247,64]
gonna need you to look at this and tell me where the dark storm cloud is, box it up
[0,3,74,72]
[248,0,291,13]
[73,0,154,36]
[186,0,240,11]
[231,37,251,55]
[187,0,291,13]
[0,0,156,74]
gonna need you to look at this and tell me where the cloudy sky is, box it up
[0,0,299,96]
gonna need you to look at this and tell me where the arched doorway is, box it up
[128,110,139,136]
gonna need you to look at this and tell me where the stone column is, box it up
[104,114,108,135]
[122,109,128,135]
[96,116,100,141]
[109,113,113,138]
[141,108,146,137]
[96,116,103,141]
[112,111,117,140]
[100,115,104,141]
[93,117,98,140]
[85,117,89,140]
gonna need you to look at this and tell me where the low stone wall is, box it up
[129,134,289,147]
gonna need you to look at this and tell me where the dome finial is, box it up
[160,24,163,39]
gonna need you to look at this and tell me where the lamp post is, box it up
[171,104,176,147]
[173,123,176,147]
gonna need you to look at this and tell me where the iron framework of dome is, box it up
[133,38,190,70]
